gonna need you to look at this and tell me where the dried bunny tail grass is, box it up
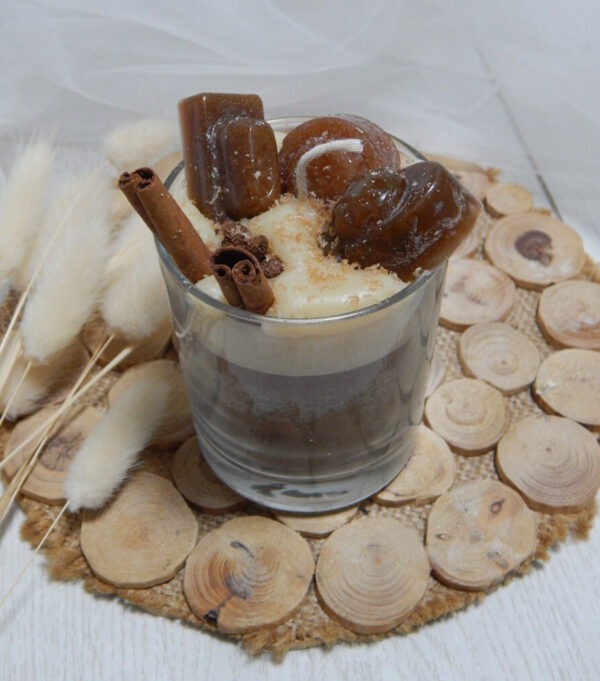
[19,172,114,363]
[0,137,55,287]
[12,178,80,292]
[100,214,171,341]
[63,364,175,512]
[103,118,177,170]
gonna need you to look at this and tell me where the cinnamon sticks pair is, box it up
[119,168,273,315]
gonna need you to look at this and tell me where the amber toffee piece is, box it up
[323,161,481,280]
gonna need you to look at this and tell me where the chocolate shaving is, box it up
[211,246,274,314]
[261,255,285,279]
[219,222,283,278]
[119,167,213,283]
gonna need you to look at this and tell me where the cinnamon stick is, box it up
[211,246,274,314]
[118,168,155,231]
[120,167,213,283]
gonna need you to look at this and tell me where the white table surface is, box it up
[1,3,599,680]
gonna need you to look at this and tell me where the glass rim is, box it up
[157,118,441,326]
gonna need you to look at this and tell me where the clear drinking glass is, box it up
[157,120,446,513]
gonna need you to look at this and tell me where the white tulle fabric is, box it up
[0,0,599,236]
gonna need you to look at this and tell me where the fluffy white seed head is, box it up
[100,213,171,341]
[0,138,55,287]
[20,171,114,363]
[103,118,177,170]
[64,364,176,511]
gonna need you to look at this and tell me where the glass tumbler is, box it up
[157,122,446,513]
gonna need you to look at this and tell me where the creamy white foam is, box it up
[170,173,406,319]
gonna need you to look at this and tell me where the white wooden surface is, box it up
[2,3,600,680]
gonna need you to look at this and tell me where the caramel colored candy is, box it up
[178,92,264,220]
[279,115,401,202]
[324,162,481,280]
[217,117,281,220]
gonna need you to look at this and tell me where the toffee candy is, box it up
[323,162,481,280]
[279,115,401,202]
[178,92,280,221]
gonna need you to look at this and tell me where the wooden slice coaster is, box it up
[458,322,540,395]
[537,280,600,350]
[82,315,172,370]
[425,378,509,454]
[496,415,600,513]
[80,471,198,588]
[183,516,313,634]
[172,437,245,514]
[315,517,430,634]
[274,505,359,538]
[485,182,534,218]
[533,349,600,430]
[425,352,446,398]
[108,359,194,449]
[426,480,537,591]
[3,405,103,504]
[484,214,585,290]
[440,259,516,330]
[373,425,456,506]
[426,153,490,200]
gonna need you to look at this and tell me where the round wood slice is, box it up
[183,516,313,634]
[533,349,600,430]
[440,259,516,330]
[426,153,490,200]
[3,405,103,504]
[373,425,456,506]
[484,214,585,290]
[426,480,537,591]
[537,280,600,350]
[80,471,198,588]
[425,378,510,454]
[458,322,540,395]
[485,182,534,218]
[315,517,430,634]
[274,505,359,538]
[171,437,245,514]
[425,352,446,398]
[108,359,194,449]
[82,315,172,370]
[496,415,600,513]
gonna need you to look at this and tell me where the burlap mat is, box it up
[1,209,598,660]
